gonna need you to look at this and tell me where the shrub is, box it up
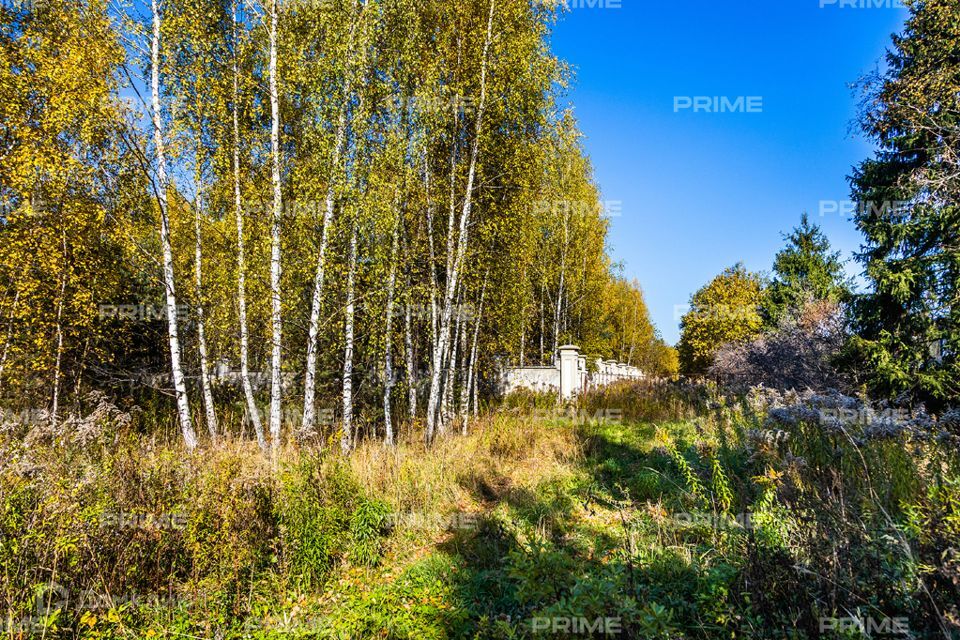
[710,300,849,392]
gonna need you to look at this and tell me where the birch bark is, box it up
[341,225,358,453]
[232,0,267,450]
[425,0,495,443]
[152,0,197,449]
[194,168,218,439]
[267,0,283,447]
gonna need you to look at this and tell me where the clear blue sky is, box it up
[550,0,909,344]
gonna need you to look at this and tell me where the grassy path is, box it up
[310,416,754,639]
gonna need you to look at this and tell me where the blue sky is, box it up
[550,0,909,344]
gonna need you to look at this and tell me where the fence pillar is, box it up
[558,344,581,400]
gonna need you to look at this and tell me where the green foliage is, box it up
[666,443,708,505]
[678,263,765,376]
[349,498,391,567]
[275,458,391,586]
[709,455,734,513]
[2,386,958,637]
[762,213,850,327]
[847,0,960,408]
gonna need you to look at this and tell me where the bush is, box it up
[710,300,849,392]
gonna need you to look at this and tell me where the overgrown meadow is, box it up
[2,381,957,638]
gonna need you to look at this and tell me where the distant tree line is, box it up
[678,0,958,410]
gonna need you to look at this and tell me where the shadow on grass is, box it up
[371,419,830,639]
[412,421,688,639]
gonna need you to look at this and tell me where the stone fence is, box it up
[500,344,643,399]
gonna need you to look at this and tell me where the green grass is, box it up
[2,382,958,638]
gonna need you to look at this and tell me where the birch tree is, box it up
[233,0,267,449]
[267,0,283,447]
[301,0,368,434]
[340,224,357,453]
[382,199,401,446]
[425,0,496,443]
[193,167,217,439]
[152,0,197,449]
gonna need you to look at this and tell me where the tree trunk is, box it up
[425,0,495,443]
[152,0,197,449]
[539,289,544,363]
[0,288,19,394]
[382,198,401,446]
[301,114,345,434]
[194,167,218,440]
[518,262,526,367]
[424,156,438,362]
[233,0,267,450]
[341,224,358,454]
[51,227,67,426]
[431,78,462,437]
[441,292,463,432]
[404,290,416,421]
[302,3,364,433]
[472,360,479,418]
[267,0,283,448]
[553,210,569,354]
[461,272,486,434]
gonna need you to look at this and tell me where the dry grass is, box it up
[348,412,582,516]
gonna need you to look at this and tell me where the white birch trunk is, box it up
[303,76,353,434]
[0,289,19,394]
[194,169,218,439]
[301,112,345,434]
[472,360,479,418]
[539,282,545,362]
[424,0,495,443]
[51,228,67,426]
[518,263,526,367]
[404,291,416,421]
[233,0,267,450]
[429,104,458,413]
[460,273,486,433]
[553,211,569,354]
[341,224,358,453]
[424,157,438,358]
[152,0,197,449]
[382,207,400,446]
[302,3,366,433]
[441,295,463,432]
[267,0,283,447]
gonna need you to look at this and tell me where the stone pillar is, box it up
[577,355,587,394]
[558,345,581,399]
